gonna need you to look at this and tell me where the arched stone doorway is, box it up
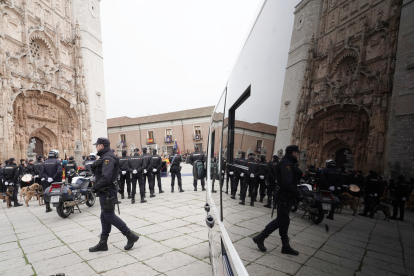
[335,148,351,169]
[29,137,44,158]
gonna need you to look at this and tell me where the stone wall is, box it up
[386,0,414,179]
[72,0,107,145]
[274,0,323,154]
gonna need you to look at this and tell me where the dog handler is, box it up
[3,158,22,207]
[89,137,139,252]
[41,150,62,213]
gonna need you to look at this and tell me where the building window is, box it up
[148,131,154,144]
[194,126,202,141]
[256,140,263,153]
[165,129,172,143]
[120,134,126,148]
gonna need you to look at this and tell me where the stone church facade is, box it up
[0,0,107,161]
[275,0,414,177]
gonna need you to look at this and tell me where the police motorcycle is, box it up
[45,169,96,218]
[291,180,334,224]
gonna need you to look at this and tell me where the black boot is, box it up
[123,230,139,250]
[89,235,108,252]
[127,193,131,199]
[45,202,52,213]
[281,239,299,256]
[194,186,197,191]
[264,199,272,208]
[121,193,125,199]
[202,187,206,191]
[252,232,268,252]
[150,191,156,198]
[179,185,185,193]
[250,201,254,206]
[259,197,264,203]
[239,200,245,205]
[141,196,147,203]
[159,188,164,194]
[231,195,236,199]
[131,196,135,204]
[14,201,23,207]
[171,186,174,193]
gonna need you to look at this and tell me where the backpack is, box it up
[193,160,206,179]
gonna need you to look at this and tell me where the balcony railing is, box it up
[165,136,173,143]
[193,134,203,141]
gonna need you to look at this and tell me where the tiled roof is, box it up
[213,114,277,135]
[108,106,215,128]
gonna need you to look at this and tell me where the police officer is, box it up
[189,146,206,191]
[64,157,78,184]
[240,153,262,206]
[2,160,9,202]
[128,148,147,204]
[339,166,350,193]
[3,158,22,207]
[32,156,44,185]
[169,148,184,192]
[150,149,164,194]
[264,155,279,208]
[234,152,246,199]
[322,159,341,220]
[84,153,97,172]
[219,157,227,192]
[391,174,410,221]
[141,147,154,197]
[89,137,139,252]
[118,150,131,199]
[227,160,236,197]
[359,170,379,217]
[41,150,62,212]
[258,155,269,203]
[18,159,28,188]
[0,162,3,202]
[252,145,301,255]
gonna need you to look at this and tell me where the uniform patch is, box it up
[104,160,110,166]
[286,166,291,171]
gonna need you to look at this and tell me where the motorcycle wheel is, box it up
[310,206,324,224]
[57,202,72,218]
[291,199,298,213]
[86,192,96,207]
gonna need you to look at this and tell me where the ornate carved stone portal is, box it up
[292,0,403,173]
[0,0,93,160]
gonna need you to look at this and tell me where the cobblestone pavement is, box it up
[1,164,414,276]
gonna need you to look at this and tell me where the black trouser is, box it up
[247,176,258,202]
[362,195,374,215]
[193,178,205,189]
[153,171,162,190]
[393,200,406,219]
[234,174,244,195]
[131,173,144,198]
[170,166,182,187]
[226,172,234,193]
[42,181,51,209]
[0,178,3,194]
[143,172,154,192]
[99,189,129,237]
[258,178,266,198]
[33,177,42,185]
[119,173,131,195]
[263,197,293,241]
[328,190,341,218]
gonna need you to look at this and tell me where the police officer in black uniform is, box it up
[118,150,131,199]
[89,137,139,252]
[141,147,154,197]
[150,149,164,194]
[258,155,269,203]
[253,145,301,255]
[1,160,9,202]
[359,170,380,217]
[322,159,341,220]
[128,148,147,204]
[64,157,78,184]
[234,151,246,199]
[84,154,96,172]
[189,146,206,191]
[391,174,410,221]
[169,148,184,192]
[240,153,262,206]
[32,156,44,185]
[227,159,236,197]
[264,155,279,208]
[3,158,22,207]
[41,150,62,213]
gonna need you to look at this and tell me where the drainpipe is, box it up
[181,120,185,153]
[139,125,142,149]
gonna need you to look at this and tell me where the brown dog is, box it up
[5,186,14,208]
[37,185,44,206]
[372,204,390,221]
[21,183,40,207]
[337,193,362,216]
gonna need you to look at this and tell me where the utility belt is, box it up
[170,164,182,172]
[99,183,120,214]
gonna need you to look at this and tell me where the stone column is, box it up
[74,140,83,166]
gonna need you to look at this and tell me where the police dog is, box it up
[5,186,14,208]
[21,183,40,207]
[337,193,362,216]
[371,204,391,221]
[37,185,44,206]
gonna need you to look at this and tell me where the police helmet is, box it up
[48,150,59,158]
[69,156,74,161]
[272,155,279,162]
[89,153,97,160]
[325,159,335,167]
[37,155,43,161]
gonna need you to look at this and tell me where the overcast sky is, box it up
[101,0,298,120]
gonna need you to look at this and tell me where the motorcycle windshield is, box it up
[72,178,88,189]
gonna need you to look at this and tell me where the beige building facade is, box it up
[0,0,107,160]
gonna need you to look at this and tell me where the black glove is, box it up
[91,185,98,193]
[91,159,103,169]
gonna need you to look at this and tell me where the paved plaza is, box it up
[1,164,414,276]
